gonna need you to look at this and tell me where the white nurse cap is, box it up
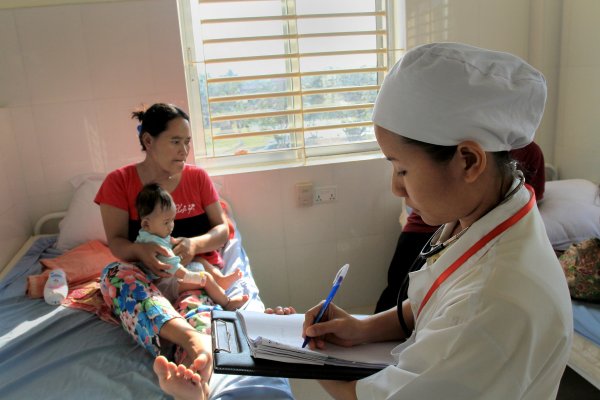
[372,42,547,151]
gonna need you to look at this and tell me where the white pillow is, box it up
[55,174,107,251]
[539,179,600,251]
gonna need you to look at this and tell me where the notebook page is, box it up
[238,310,399,367]
[239,311,306,348]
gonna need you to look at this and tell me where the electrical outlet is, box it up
[314,186,337,204]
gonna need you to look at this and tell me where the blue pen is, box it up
[302,264,350,348]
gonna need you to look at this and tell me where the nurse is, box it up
[302,43,573,399]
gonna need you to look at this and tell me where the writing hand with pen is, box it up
[301,301,365,350]
[301,264,364,351]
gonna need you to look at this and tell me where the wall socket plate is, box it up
[295,182,314,207]
[314,185,337,204]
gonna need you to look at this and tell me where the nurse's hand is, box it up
[302,302,364,350]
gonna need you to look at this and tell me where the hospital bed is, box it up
[538,178,600,390]
[0,175,294,400]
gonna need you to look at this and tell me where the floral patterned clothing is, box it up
[560,238,600,302]
[100,262,214,357]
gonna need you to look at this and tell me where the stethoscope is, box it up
[396,172,526,309]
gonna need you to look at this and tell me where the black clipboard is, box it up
[211,310,384,381]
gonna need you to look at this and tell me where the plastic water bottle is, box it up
[44,269,68,305]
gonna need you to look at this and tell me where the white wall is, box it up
[404,0,562,167]
[0,0,189,268]
[0,0,597,308]
[0,110,30,268]
[215,160,401,311]
[554,0,600,181]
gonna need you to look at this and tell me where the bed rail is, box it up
[34,211,67,235]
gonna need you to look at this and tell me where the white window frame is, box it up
[177,0,405,175]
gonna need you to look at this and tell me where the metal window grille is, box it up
[178,0,403,172]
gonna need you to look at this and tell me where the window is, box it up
[178,0,404,173]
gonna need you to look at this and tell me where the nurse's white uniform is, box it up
[356,182,573,399]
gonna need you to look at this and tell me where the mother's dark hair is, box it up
[400,136,516,180]
[132,103,190,151]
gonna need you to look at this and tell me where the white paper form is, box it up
[238,310,400,368]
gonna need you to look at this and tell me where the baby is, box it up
[135,183,248,311]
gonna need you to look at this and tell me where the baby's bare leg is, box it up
[201,274,248,311]
[178,266,207,285]
[196,257,242,290]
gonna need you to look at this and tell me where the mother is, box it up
[95,103,225,398]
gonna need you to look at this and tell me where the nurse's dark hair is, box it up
[132,103,190,151]
[399,137,516,180]
[136,183,175,219]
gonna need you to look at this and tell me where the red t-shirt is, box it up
[95,163,222,265]
[403,141,546,233]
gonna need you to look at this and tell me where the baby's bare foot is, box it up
[153,355,207,400]
[216,268,243,290]
[225,294,249,311]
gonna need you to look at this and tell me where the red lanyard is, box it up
[416,186,536,319]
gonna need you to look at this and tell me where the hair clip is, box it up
[137,124,142,135]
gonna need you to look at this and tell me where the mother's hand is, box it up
[265,306,297,315]
[171,237,194,266]
[135,242,172,278]
[192,337,213,398]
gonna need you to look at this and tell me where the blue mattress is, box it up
[572,300,600,346]
[0,235,294,400]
